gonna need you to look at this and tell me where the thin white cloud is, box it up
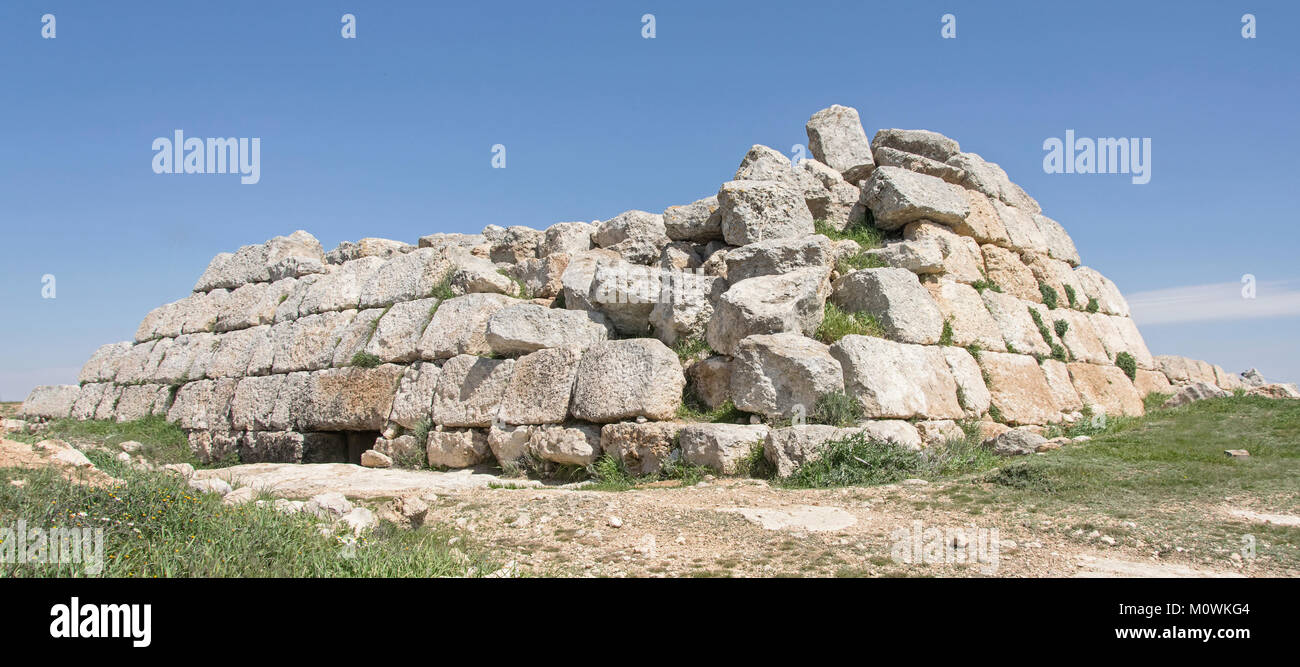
[1128,279,1300,326]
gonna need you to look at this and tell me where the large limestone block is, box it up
[19,385,80,420]
[1067,362,1144,418]
[680,423,769,474]
[592,211,669,265]
[144,298,189,339]
[647,271,726,346]
[113,384,169,423]
[925,281,1005,350]
[586,260,666,336]
[1025,253,1086,308]
[506,254,570,299]
[734,145,824,199]
[1133,369,1173,398]
[977,351,1061,425]
[430,355,515,428]
[230,374,286,431]
[488,226,543,264]
[416,293,519,359]
[1074,266,1130,317]
[496,348,580,425]
[295,364,405,431]
[730,333,844,419]
[1033,214,1081,267]
[1103,314,1154,370]
[941,346,992,416]
[92,384,121,421]
[829,335,963,419]
[193,231,325,292]
[207,325,273,378]
[487,423,533,464]
[806,105,875,183]
[763,424,861,477]
[1039,359,1084,413]
[359,247,456,308]
[980,290,1051,356]
[717,180,815,246]
[538,222,595,257]
[559,249,622,311]
[799,159,864,230]
[1213,365,1244,391]
[864,239,944,275]
[449,253,517,296]
[427,428,490,468]
[70,383,109,421]
[180,289,229,335]
[871,129,961,163]
[570,339,685,423]
[267,372,310,432]
[364,298,438,363]
[214,281,282,332]
[600,422,683,476]
[991,200,1048,254]
[155,333,218,384]
[831,267,944,344]
[386,362,441,430]
[530,423,603,466]
[902,222,985,283]
[78,341,134,384]
[168,377,238,431]
[1055,310,1109,365]
[861,166,969,231]
[112,340,158,384]
[663,196,722,242]
[418,232,486,254]
[270,310,356,373]
[980,244,1040,303]
[327,237,415,264]
[485,304,611,356]
[956,190,1012,246]
[724,235,832,284]
[1155,355,1193,384]
[329,307,385,367]
[872,146,966,185]
[706,268,829,356]
[296,256,385,315]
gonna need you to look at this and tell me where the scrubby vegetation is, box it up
[816,302,885,343]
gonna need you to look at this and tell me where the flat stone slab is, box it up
[194,462,544,500]
[1225,508,1300,527]
[1072,556,1244,578]
[718,505,857,532]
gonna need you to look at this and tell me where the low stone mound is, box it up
[30,105,1290,475]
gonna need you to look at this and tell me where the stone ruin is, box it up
[18,104,1279,476]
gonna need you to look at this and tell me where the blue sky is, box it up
[2,0,1298,400]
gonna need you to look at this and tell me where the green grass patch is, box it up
[670,337,711,362]
[810,391,863,427]
[582,454,713,491]
[13,416,194,466]
[350,351,382,368]
[0,465,499,577]
[1039,283,1059,309]
[816,302,885,343]
[781,427,1000,489]
[1115,351,1137,380]
[814,216,883,250]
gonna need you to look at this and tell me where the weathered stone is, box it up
[327,307,385,367]
[297,256,385,315]
[831,267,944,344]
[71,383,109,421]
[295,364,405,431]
[506,254,570,298]
[763,425,860,477]
[485,304,611,356]
[486,423,534,465]
[706,268,829,356]
[586,260,665,336]
[1240,368,1267,387]
[205,325,270,378]
[864,239,944,275]
[799,159,864,229]
[229,374,286,431]
[730,333,843,419]
[1040,359,1084,413]
[806,105,875,183]
[79,342,134,383]
[941,346,992,416]
[663,196,722,242]
[570,339,685,423]
[450,253,517,296]
[988,429,1047,457]
[1133,369,1173,398]
[327,237,415,264]
[600,422,683,476]
[861,166,968,231]
[980,290,1051,356]
[829,335,963,419]
[538,222,595,257]
[1246,383,1300,399]
[981,245,1040,303]
[1162,381,1229,408]
[687,356,732,410]
[647,272,726,346]
[915,420,964,447]
[430,355,516,428]
[558,249,622,311]
[680,423,769,474]
[717,180,815,246]
[496,348,580,425]
[530,423,603,466]
[872,146,966,184]
[977,351,1061,425]
[872,129,961,163]
[1067,362,1144,418]
[1074,266,1130,317]
[1024,253,1085,308]
[725,235,832,284]
[991,199,1048,254]
[1033,214,1081,266]
[364,298,437,363]
[1099,314,1154,370]
[360,248,456,308]
[111,340,157,384]
[361,449,393,468]
[658,242,704,272]
[385,362,440,430]
[1055,309,1110,365]
[270,310,356,373]
[193,231,325,292]
[859,420,925,451]
[416,293,518,359]
[593,211,669,264]
[954,190,1012,246]
[19,385,80,420]
[925,281,1005,350]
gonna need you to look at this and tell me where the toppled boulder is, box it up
[806,105,875,183]
[1163,381,1229,408]
[988,429,1047,457]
